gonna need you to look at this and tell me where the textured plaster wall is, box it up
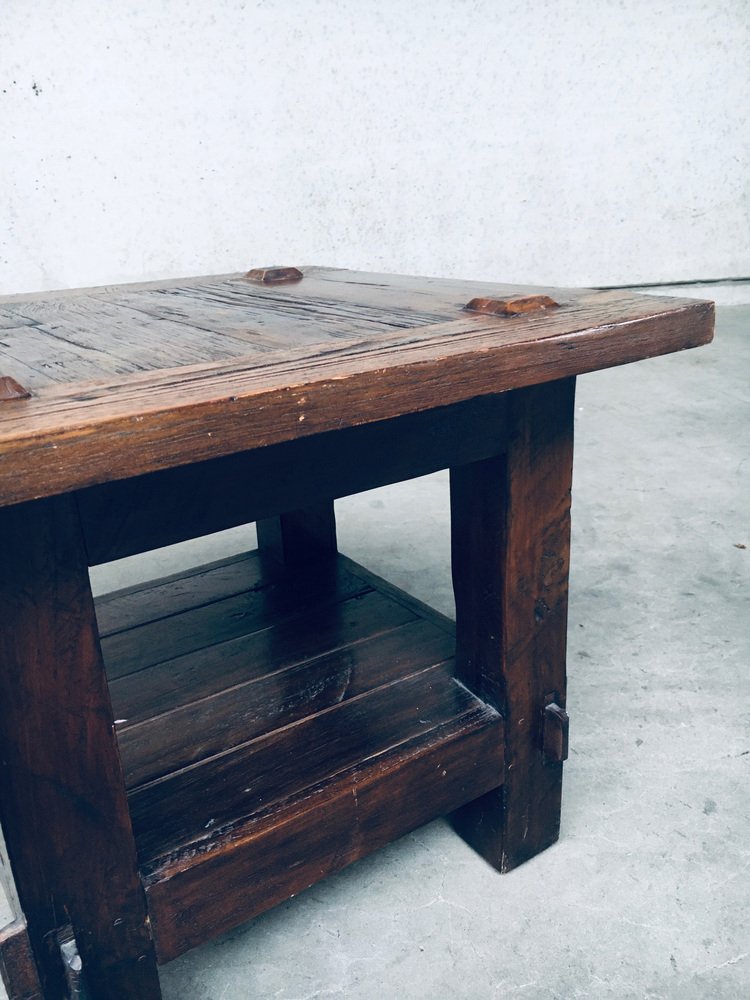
[1,0,748,296]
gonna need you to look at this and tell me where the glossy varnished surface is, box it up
[0,267,713,507]
[0,497,160,999]
[90,549,503,962]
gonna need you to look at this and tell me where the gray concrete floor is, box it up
[2,297,748,999]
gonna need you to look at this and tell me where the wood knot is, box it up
[245,266,304,285]
[464,294,560,317]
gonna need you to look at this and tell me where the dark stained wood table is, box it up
[0,267,713,999]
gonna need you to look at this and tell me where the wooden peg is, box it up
[542,702,569,763]
[245,266,304,285]
[0,376,31,401]
[464,295,560,317]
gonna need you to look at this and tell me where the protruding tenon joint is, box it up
[245,266,304,285]
[542,702,569,764]
[0,376,31,401]
[464,294,560,317]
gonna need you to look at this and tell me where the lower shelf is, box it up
[95,550,504,964]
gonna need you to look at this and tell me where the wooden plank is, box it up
[0,265,549,389]
[0,347,58,392]
[107,285,308,349]
[0,322,144,387]
[4,296,262,374]
[341,553,456,635]
[0,496,161,999]
[95,551,263,637]
[449,378,576,870]
[109,589,418,726]
[107,281,443,347]
[217,268,561,319]
[129,663,471,864]
[118,617,454,788]
[282,266,558,312]
[145,701,504,962]
[0,274,244,306]
[195,273,453,324]
[0,265,554,310]
[79,394,508,565]
[0,273,712,508]
[101,557,367,680]
[0,920,43,1000]
[0,309,35,330]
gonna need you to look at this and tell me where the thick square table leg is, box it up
[0,918,43,1000]
[450,378,575,871]
[257,500,338,567]
[0,496,161,999]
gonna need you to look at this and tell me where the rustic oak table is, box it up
[0,266,712,999]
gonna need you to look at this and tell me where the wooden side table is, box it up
[0,267,713,999]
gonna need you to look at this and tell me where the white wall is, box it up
[1,0,748,296]
[0,4,747,993]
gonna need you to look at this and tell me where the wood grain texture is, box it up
[340,553,456,636]
[117,616,453,788]
[129,662,465,863]
[0,267,713,507]
[0,920,42,1000]
[107,580,452,785]
[94,551,263,636]
[449,378,575,871]
[100,556,367,681]
[144,697,503,963]
[87,542,506,964]
[0,496,161,999]
[108,590,415,727]
[0,292,274,388]
[0,268,451,394]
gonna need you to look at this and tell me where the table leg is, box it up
[0,917,42,1000]
[449,378,575,871]
[0,496,161,999]
[257,500,337,566]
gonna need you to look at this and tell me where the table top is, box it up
[0,266,713,507]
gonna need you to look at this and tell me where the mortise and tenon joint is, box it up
[542,702,570,764]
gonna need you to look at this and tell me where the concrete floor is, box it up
[2,296,748,999]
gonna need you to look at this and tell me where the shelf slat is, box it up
[94,550,503,967]
[117,616,454,788]
[129,661,473,862]
[100,556,367,679]
[95,551,264,637]
[110,590,416,731]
